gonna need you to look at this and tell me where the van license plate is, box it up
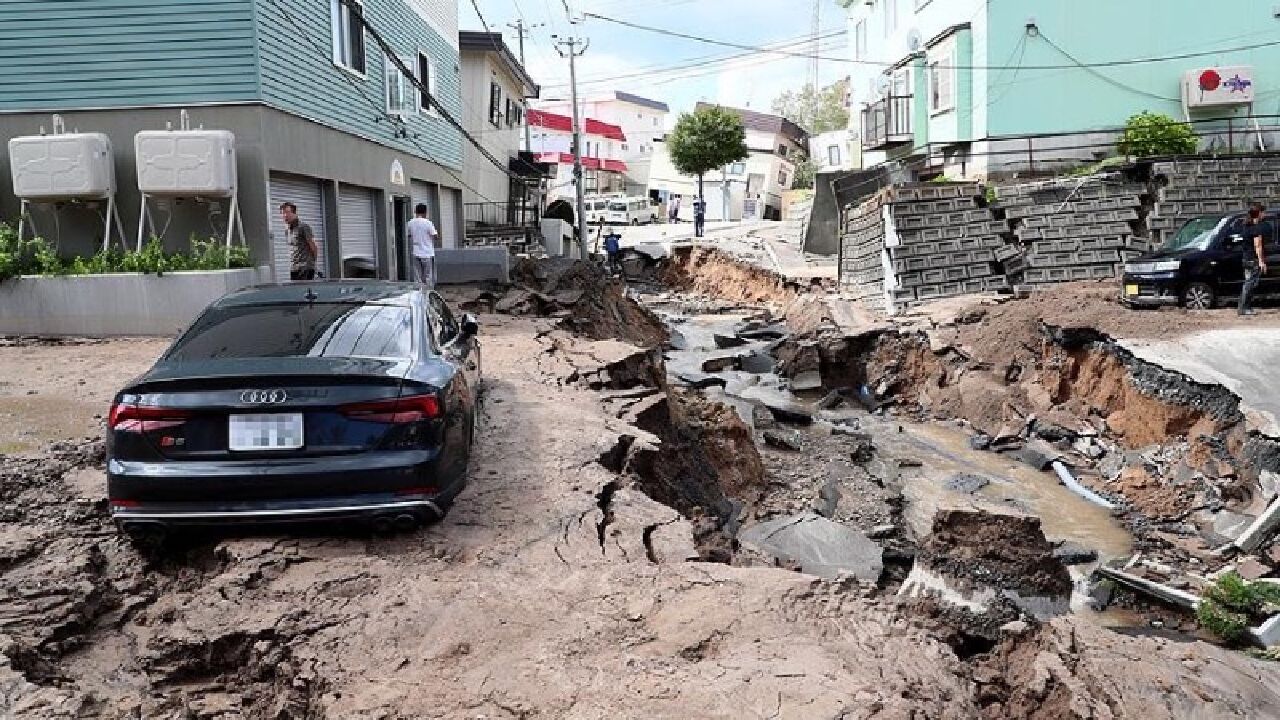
[229,414,304,451]
[1124,284,1139,297]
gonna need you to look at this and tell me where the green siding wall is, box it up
[0,0,259,110]
[254,0,464,170]
[985,0,1280,136]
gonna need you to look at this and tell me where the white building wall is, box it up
[406,0,459,50]
[460,51,526,205]
[538,94,668,188]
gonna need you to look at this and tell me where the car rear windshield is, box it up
[608,202,627,211]
[166,303,414,361]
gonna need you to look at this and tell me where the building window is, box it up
[729,162,746,175]
[828,145,842,167]
[777,144,788,158]
[929,59,954,113]
[417,52,436,113]
[854,20,867,59]
[653,117,659,127]
[331,0,366,73]
[488,82,502,127]
[621,143,628,151]
[386,57,414,115]
[778,171,789,187]
[885,0,897,35]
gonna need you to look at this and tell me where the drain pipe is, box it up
[1051,461,1116,510]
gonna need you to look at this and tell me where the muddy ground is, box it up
[3,259,1280,718]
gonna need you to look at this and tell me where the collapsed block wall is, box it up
[838,192,889,313]
[1148,155,1280,245]
[885,183,1009,303]
[997,177,1153,288]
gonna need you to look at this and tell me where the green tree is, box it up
[667,105,750,204]
[791,155,816,190]
[771,79,850,135]
[1118,111,1198,157]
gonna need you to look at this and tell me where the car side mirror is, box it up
[460,313,480,338]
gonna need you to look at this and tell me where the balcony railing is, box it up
[862,95,914,151]
[463,201,539,229]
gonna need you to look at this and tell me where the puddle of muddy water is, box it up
[867,418,1133,563]
[648,294,1136,620]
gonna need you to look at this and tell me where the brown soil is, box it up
[918,509,1072,598]
[660,246,809,308]
[4,282,1280,717]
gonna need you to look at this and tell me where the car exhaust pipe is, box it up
[392,513,420,532]
[121,521,167,545]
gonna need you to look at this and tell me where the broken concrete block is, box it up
[1052,542,1099,566]
[945,473,991,494]
[738,352,775,374]
[677,373,728,390]
[866,524,897,539]
[713,334,748,349]
[969,433,992,451]
[1235,556,1271,581]
[817,390,846,410]
[738,513,883,582]
[1234,495,1280,553]
[763,430,803,452]
[791,371,824,392]
[701,356,738,373]
[765,402,814,426]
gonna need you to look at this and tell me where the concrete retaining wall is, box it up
[0,267,269,337]
[435,248,509,285]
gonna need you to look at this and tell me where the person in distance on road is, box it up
[603,229,622,276]
[1239,202,1270,316]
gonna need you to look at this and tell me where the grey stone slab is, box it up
[738,513,883,582]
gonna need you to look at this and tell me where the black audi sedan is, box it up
[107,282,480,542]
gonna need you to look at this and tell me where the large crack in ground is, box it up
[3,257,1280,717]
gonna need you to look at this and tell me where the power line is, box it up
[582,12,1280,71]
[334,0,530,187]
[1037,31,1180,103]
[265,0,495,201]
[542,30,845,89]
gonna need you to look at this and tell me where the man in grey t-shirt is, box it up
[281,202,318,281]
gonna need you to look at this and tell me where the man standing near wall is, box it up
[1239,202,1270,316]
[281,202,318,281]
[408,203,439,289]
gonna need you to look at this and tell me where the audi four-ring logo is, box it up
[240,389,289,405]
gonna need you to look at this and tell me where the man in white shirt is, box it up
[407,204,439,288]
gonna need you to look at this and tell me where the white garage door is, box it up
[338,184,378,276]
[438,186,460,249]
[269,174,328,281]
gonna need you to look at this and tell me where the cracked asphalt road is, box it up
[3,315,1279,718]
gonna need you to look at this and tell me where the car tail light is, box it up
[109,403,192,433]
[340,394,441,424]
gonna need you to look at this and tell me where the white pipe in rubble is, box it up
[1052,461,1115,510]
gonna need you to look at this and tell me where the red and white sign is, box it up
[1184,66,1255,107]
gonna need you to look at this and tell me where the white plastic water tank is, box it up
[134,129,237,197]
[8,133,116,200]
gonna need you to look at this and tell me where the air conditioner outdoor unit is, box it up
[1183,66,1255,108]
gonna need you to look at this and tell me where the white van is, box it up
[606,197,658,225]
[585,197,611,225]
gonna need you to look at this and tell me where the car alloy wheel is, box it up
[1183,283,1216,310]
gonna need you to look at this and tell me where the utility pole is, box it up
[506,19,543,153]
[809,0,820,92]
[554,35,590,259]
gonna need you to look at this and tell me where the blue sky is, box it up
[461,0,850,127]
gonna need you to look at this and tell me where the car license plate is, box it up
[1124,284,1139,297]
[229,413,304,451]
